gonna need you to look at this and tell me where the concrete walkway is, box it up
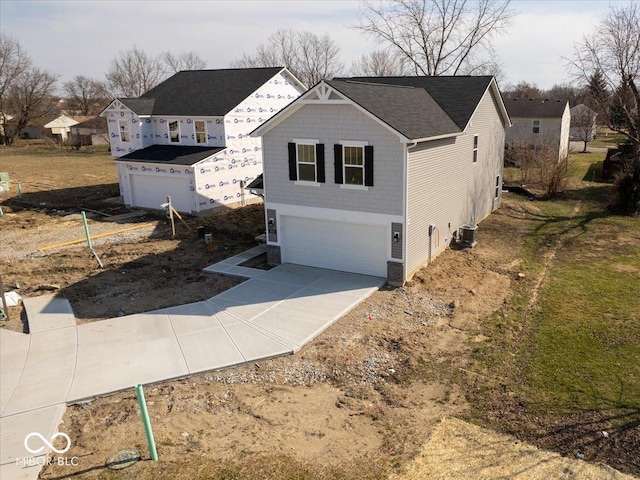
[0,263,383,479]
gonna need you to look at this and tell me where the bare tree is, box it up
[503,80,543,99]
[106,45,165,97]
[161,51,207,74]
[0,34,31,143]
[571,104,597,153]
[63,75,109,115]
[506,132,571,196]
[231,29,343,86]
[351,50,408,76]
[0,34,58,144]
[545,82,585,106]
[354,0,514,76]
[569,2,640,154]
[5,67,58,144]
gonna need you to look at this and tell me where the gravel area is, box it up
[0,211,161,259]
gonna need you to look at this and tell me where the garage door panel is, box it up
[281,216,387,277]
[130,174,191,213]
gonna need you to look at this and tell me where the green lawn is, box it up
[523,209,640,414]
[474,150,640,423]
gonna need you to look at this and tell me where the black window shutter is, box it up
[288,142,297,181]
[334,144,343,184]
[364,145,374,187]
[316,143,325,183]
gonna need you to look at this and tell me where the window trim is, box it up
[296,141,318,183]
[118,120,130,142]
[168,120,180,143]
[194,120,207,144]
[532,120,540,134]
[289,139,324,184]
[472,134,479,163]
[339,141,369,186]
[343,145,365,186]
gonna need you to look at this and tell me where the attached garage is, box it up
[130,174,191,212]
[280,216,388,277]
[116,145,226,214]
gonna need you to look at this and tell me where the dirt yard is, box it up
[1,144,637,479]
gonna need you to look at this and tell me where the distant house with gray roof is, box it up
[100,68,305,214]
[503,97,571,161]
[251,76,511,285]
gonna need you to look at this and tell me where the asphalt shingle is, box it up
[340,75,494,131]
[120,68,285,117]
[117,145,225,165]
[327,80,461,140]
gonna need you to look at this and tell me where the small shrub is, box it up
[610,155,640,216]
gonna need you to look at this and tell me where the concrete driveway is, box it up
[0,263,383,479]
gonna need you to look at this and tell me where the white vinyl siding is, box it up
[406,87,505,275]
[281,216,387,277]
[262,103,404,215]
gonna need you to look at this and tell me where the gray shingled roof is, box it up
[340,76,494,130]
[119,98,155,115]
[119,68,285,116]
[503,97,567,118]
[326,80,460,140]
[116,145,225,165]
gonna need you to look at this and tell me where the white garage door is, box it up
[130,174,191,213]
[281,216,387,277]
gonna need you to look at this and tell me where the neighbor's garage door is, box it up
[130,174,191,213]
[281,216,387,277]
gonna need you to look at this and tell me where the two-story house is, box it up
[101,68,305,214]
[251,76,510,285]
[503,97,571,162]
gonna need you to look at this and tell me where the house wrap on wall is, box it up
[252,76,510,285]
[503,97,571,161]
[100,68,305,214]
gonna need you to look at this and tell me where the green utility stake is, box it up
[81,211,92,249]
[135,384,158,461]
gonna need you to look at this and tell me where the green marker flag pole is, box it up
[81,211,92,250]
[135,384,158,461]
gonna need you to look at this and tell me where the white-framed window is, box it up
[532,120,540,134]
[297,143,317,182]
[168,120,180,143]
[118,120,130,142]
[473,134,479,163]
[343,145,365,185]
[495,174,501,199]
[194,120,206,144]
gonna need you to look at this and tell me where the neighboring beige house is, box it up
[44,114,92,143]
[69,117,108,145]
[252,76,511,285]
[503,97,571,161]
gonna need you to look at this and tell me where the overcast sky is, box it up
[1,0,633,92]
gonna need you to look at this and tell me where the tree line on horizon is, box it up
[0,0,637,170]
